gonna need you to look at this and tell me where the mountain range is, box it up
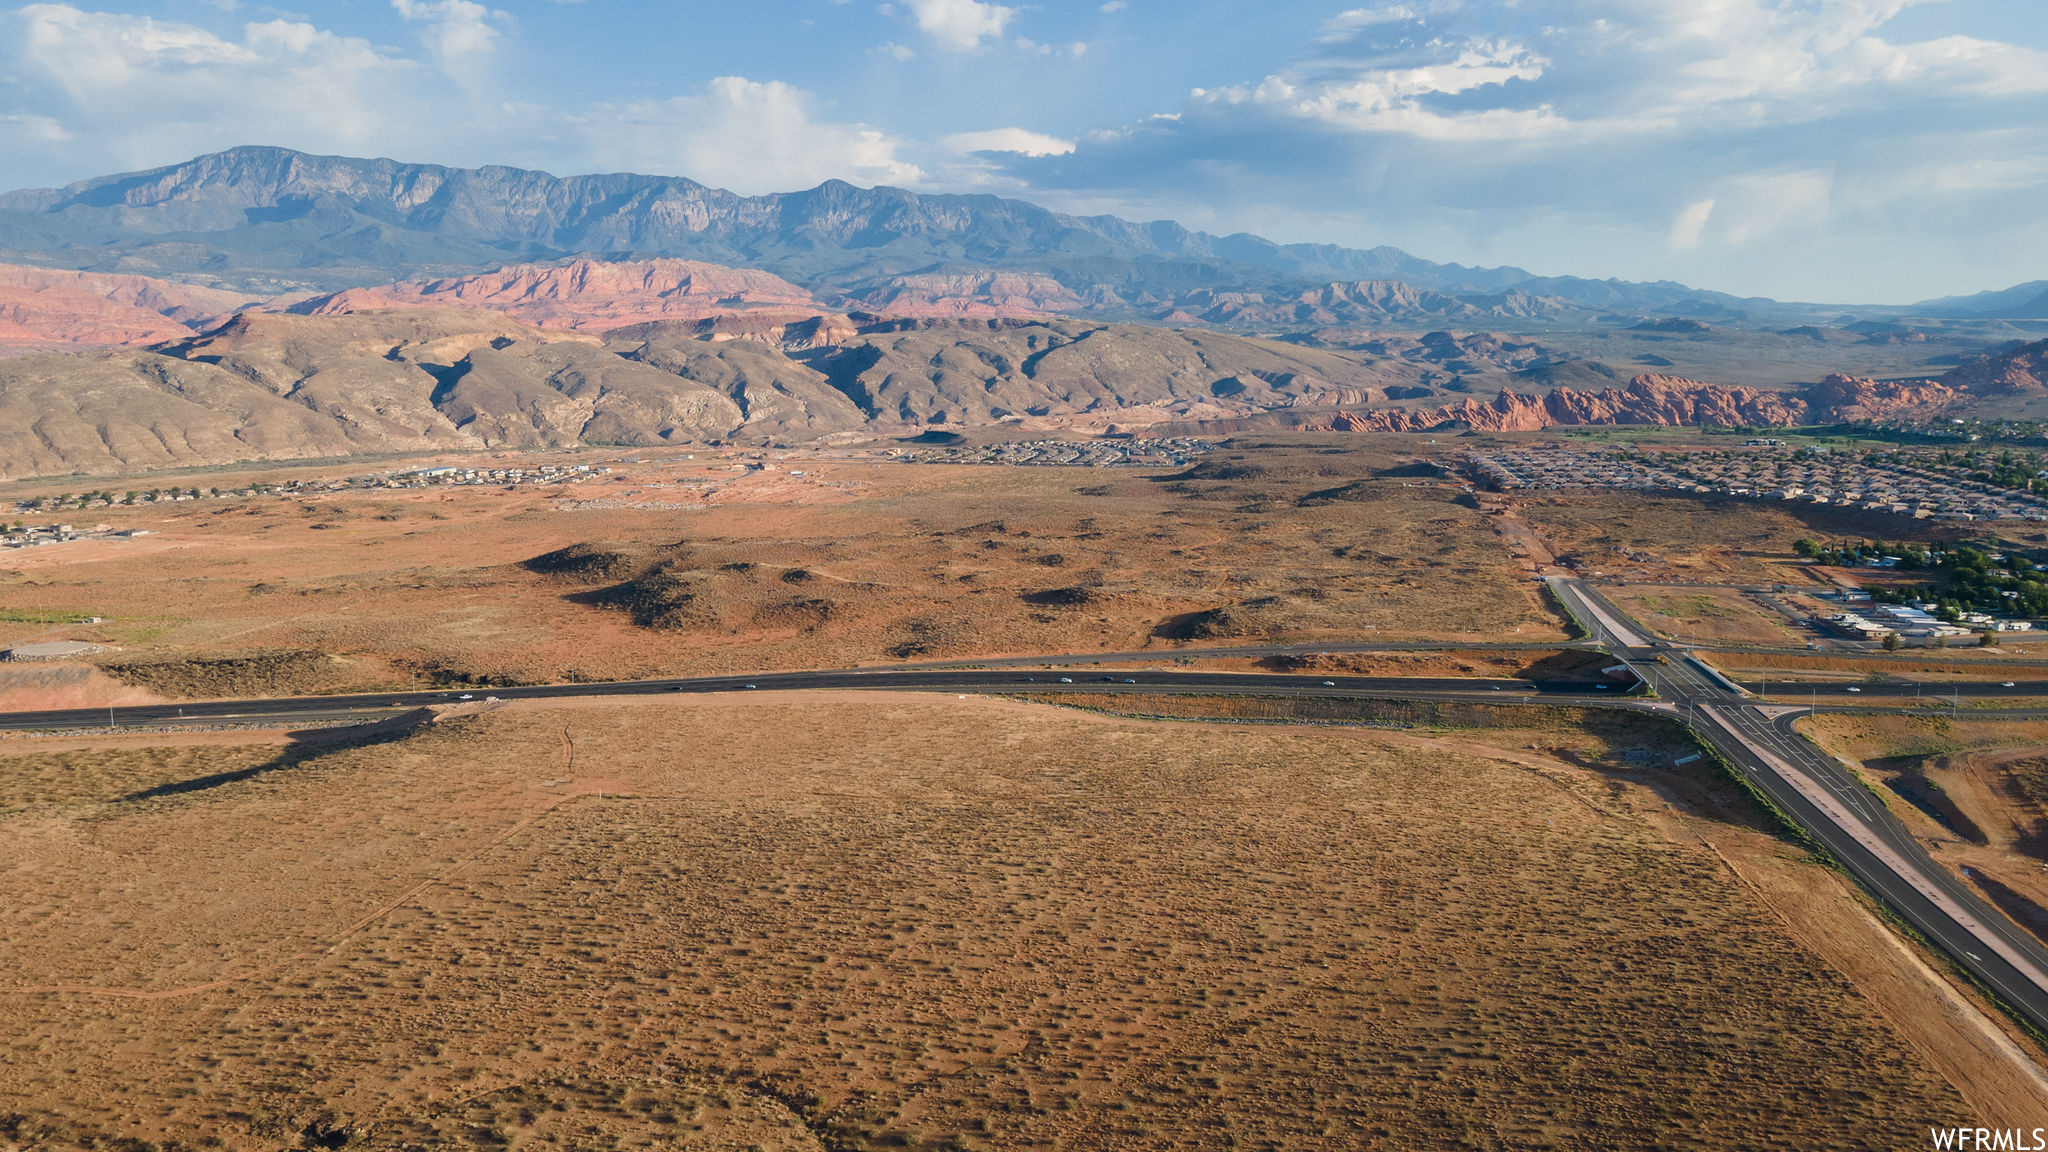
[0,146,1803,321]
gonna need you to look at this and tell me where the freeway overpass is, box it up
[1548,576,2048,1034]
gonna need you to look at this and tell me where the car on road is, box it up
[458,694,474,700]
[2004,681,2017,688]
[1321,680,1336,686]
[1846,686,1860,693]
[743,683,757,689]
[1123,678,1137,684]
[1059,677,1073,684]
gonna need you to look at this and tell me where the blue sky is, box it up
[1,1,2045,303]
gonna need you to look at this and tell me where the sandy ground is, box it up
[0,693,2005,1150]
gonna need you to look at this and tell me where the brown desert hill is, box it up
[605,321,870,439]
[837,269,1090,317]
[0,350,377,478]
[0,263,258,346]
[286,257,819,331]
[0,309,749,478]
[0,302,2021,479]
[174,309,743,448]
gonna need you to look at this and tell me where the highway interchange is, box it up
[7,581,2048,1032]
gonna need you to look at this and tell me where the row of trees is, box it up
[1791,538,1933,569]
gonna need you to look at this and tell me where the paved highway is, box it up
[1548,576,2048,1033]
[0,669,1629,733]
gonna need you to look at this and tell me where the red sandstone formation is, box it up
[290,258,820,331]
[0,264,255,346]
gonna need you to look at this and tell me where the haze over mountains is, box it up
[0,146,2042,480]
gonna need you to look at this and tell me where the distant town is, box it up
[7,463,609,517]
[902,437,1216,468]
[1468,444,2048,522]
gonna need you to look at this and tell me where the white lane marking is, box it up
[1701,703,2048,993]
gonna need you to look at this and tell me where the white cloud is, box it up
[902,0,1014,52]
[390,0,502,90]
[8,4,424,171]
[1319,6,1418,42]
[1099,0,1124,10]
[583,76,922,193]
[1192,40,1555,141]
[1667,198,1713,249]
[876,41,916,61]
[993,0,2048,300]
[943,127,1075,156]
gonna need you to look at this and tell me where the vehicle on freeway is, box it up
[1847,687,1860,693]
[2005,681,2017,687]
[1321,680,1336,686]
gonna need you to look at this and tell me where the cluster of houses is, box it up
[1465,450,1687,493]
[906,437,1216,468]
[371,464,603,489]
[0,522,148,551]
[1469,447,2048,522]
[7,465,606,516]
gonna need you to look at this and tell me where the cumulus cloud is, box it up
[390,0,503,89]
[5,4,426,173]
[902,0,1014,51]
[582,77,922,193]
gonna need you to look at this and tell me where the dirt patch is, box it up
[0,662,158,712]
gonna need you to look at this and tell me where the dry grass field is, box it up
[1512,494,1980,584]
[1600,587,1797,647]
[0,440,1565,705]
[0,694,2002,1150]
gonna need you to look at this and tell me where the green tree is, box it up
[1982,630,2001,648]
[1793,538,1821,558]
[1882,632,1901,652]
